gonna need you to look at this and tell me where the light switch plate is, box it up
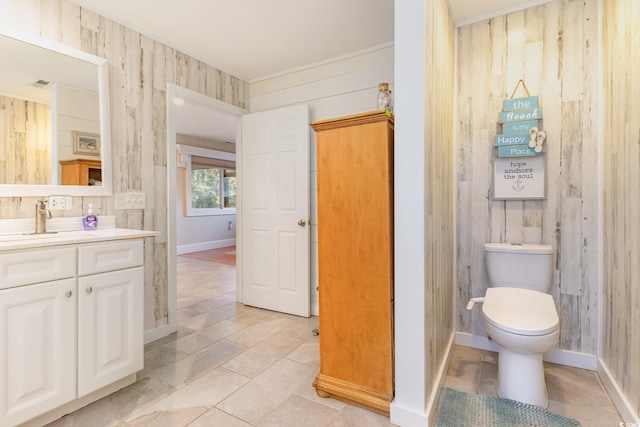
[115,192,146,209]
[48,195,72,210]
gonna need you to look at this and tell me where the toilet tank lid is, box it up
[484,243,553,254]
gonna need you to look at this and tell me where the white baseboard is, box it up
[597,358,640,424]
[390,401,430,427]
[425,332,456,425]
[544,347,598,370]
[454,332,598,370]
[390,332,455,427]
[144,323,178,344]
[455,332,499,352]
[177,238,236,255]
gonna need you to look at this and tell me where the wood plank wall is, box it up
[456,0,600,354]
[0,0,248,331]
[425,0,455,392]
[0,95,51,185]
[602,0,640,415]
[250,45,393,119]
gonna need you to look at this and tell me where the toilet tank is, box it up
[484,243,554,293]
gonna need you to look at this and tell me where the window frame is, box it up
[177,144,236,217]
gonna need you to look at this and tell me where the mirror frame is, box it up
[0,30,112,197]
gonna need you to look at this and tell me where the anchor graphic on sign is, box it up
[512,180,525,192]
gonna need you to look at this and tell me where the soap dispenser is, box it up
[83,203,98,230]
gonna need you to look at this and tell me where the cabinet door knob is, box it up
[65,290,72,298]
[86,286,93,294]
[298,219,307,227]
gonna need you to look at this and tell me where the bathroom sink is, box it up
[0,233,56,242]
[0,230,97,243]
[0,228,157,249]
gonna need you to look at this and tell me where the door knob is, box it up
[86,286,93,294]
[297,219,307,227]
[65,290,72,298]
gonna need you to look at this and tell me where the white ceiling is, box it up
[67,0,547,142]
[69,0,394,82]
[67,0,546,83]
[175,99,237,143]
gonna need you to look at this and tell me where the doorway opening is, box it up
[166,83,248,337]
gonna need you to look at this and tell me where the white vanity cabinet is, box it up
[0,278,77,427]
[77,240,144,397]
[0,238,146,427]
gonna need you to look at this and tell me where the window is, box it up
[190,166,236,210]
[178,144,236,217]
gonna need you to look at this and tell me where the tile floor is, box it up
[46,256,395,427]
[443,345,623,426]
[45,255,623,426]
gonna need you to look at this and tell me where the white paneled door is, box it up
[241,104,310,317]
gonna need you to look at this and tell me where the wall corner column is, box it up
[390,0,428,425]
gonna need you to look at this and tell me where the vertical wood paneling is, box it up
[456,0,599,354]
[0,96,51,185]
[603,0,640,416]
[424,0,455,393]
[0,0,249,331]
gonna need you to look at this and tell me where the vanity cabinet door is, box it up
[77,267,143,397]
[0,279,76,426]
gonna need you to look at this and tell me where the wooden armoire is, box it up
[311,110,394,414]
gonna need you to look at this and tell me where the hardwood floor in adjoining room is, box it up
[179,246,236,266]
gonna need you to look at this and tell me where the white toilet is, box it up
[476,243,559,408]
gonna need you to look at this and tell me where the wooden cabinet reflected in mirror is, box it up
[59,159,102,186]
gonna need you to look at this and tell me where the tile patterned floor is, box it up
[45,256,623,426]
[46,256,395,427]
[443,345,623,426]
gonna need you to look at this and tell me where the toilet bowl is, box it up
[481,287,559,408]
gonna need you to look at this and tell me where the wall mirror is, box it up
[0,30,112,197]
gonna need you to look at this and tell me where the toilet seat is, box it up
[482,287,559,336]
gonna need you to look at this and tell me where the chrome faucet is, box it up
[35,199,52,234]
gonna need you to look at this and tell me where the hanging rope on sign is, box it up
[509,78,531,99]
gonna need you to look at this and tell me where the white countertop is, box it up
[0,228,159,251]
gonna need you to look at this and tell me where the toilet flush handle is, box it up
[466,297,485,310]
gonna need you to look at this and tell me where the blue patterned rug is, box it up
[434,388,581,426]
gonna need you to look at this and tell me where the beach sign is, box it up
[492,82,547,199]
[494,96,546,157]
